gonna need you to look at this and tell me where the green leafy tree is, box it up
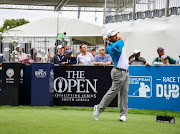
[0,18,29,33]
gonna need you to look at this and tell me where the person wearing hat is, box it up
[129,49,150,66]
[93,29,129,122]
[161,55,169,65]
[53,45,65,64]
[152,47,176,65]
[15,44,21,51]
[59,50,77,67]
[176,55,180,65]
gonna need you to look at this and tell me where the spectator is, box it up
[61,38,68,46]
[128,54,134,62]
[28,48,40,64]
[176,55,180,65]
[152,47,176,65]
[16,44,28,63]
[60,50,77,67]
[52,45,65,64]
[89,48,96,58]
[77,44,93,65]
[0,55,3,66]
[129,49,150,66]
[161,55,169,65]
[92,46,112,66]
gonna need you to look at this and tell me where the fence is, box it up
[105,0,180,23]
[0,35,102,58]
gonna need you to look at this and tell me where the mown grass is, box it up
[0,106,180,134]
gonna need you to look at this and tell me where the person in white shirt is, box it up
[93,29,129,122]
[16,44,28,62]
[77,44,93,65]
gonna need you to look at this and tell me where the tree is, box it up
[0,18,29,33]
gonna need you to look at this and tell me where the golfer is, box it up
[93,29,129,122]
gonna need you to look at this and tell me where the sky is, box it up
[0,9,103,28]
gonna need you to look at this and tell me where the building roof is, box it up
[0,0,133,9]
[3,17,102,37]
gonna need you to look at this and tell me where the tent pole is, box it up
[103,0,107,24]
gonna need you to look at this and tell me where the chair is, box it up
[153,9,161,18]
[122,14,129,21]
[106,15,115,23]
[136,11,145,19]
[169,7,178,15]
[115,15,122,22]
[161,8,165,17]
[145,10,152,18]
[129,12,133,20]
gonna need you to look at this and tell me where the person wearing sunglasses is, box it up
[92,46,112,67]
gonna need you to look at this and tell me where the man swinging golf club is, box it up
[93,29,129,122]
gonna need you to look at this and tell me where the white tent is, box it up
[103,15,180,63]
[2,17,103,45]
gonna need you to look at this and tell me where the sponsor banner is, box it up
[54,66,117,107]
[1,63,24,105]
[6,68,15,84]
[129,76,152,98]
[35,69,47,78]
[31,63,54,106]
[129,66,180,111]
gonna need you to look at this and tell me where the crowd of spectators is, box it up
[0,44,44,66]
[129,47,179,66]
[51,45,179,67]
[0,44,179,67]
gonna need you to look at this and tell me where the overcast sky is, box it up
[0,9,103,28]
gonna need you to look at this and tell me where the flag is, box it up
[78,7,81,19]
[106,8,112,16]
[59,11,63,15]
[95,9,97,22]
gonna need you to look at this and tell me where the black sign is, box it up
[54,65,118,107]
[0,63,24,106]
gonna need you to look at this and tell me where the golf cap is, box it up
[57,45,63,49]
[161,55,168,60]
[107,29,119,37]
[133,49,140,54]
[65,50,72,54]
[157,47,164,52]
[4,48,10,52]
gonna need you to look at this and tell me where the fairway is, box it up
[0,106,180,134]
